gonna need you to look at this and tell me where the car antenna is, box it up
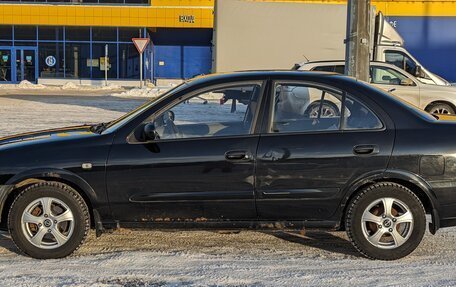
[302,54,310,63]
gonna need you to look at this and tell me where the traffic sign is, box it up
[132,38,150,54]
[132,38,150,88]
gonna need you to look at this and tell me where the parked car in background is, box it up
[297,61,456,115]
[2,71,456,261]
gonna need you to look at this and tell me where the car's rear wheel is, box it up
[8,182,90,259]
[427,103,455,115]
[346,182,426,260]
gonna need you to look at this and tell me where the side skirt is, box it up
[99,220,340,233]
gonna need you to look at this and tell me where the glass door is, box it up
[14,48,37,83]
[23,49,36,83]
[0,49,12,83]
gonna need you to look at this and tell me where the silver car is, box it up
[298,61,456,114]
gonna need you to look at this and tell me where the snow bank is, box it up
[0,81,123,91]
[17,80,47,89]
[113,87,170,98]
[61,82,122,91]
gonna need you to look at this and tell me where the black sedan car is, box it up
[0,71,455,260]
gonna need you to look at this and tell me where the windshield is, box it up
[102,83,188,134]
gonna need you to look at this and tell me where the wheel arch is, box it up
[424,100,456,114]
[340,169,440,234]
[0,168,97,228]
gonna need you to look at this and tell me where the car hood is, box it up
[0,125,97,147]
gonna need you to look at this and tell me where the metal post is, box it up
[105,44,108,87]
[345,0,371,82]
[139,52,143,88]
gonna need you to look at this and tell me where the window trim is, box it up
[266,80,385,136]
[127,80,266,144]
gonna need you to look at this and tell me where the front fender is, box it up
[0,168,98,223]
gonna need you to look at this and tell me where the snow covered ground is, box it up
[0,93,456,286]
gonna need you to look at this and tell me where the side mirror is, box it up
[143,122,159,141]
[414,66,427,78]
[400,78,415,86]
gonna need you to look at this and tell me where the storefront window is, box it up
[91,43,117,79]
[0,26,13,41]
[39,42,64,78]
[65,27,90,42]
[119,43,139,79]
[38,27,64,41]
[65,43,91,78]
[14,26,37,41]
[92,27,117,42]
[119,27,142,42]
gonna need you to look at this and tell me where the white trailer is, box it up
[213,0,448,86]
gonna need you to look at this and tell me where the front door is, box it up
[106,81,265,222]
[370,65,420,108]
[255,81,395,221]
[14,48,37,83]
[0,49,12,83]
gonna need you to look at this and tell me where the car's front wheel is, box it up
[346,182,426,260]
[8,182,90,259]
[427,103,455,115]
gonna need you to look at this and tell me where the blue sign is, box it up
[45,56,56,67]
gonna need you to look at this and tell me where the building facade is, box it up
[0,0,214,84]
[1,0,456,84]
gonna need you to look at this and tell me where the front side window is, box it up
[385,51,418,77]
[149,83,262,140]
[271,83,383,133]
[370,66,412,86]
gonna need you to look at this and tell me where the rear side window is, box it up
[312,66,335,73]
[343,97,383,130]
[270,83,383,133]
[312,65,345,74]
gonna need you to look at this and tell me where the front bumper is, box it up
[0,185,14,223]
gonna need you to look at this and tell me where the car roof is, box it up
[300,60,401,68]
[184,70,349,86]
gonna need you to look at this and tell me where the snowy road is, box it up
[0,94,456,286]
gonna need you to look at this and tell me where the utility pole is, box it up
[345,0,371,82]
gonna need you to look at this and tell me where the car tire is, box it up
[427,103,455,115]
[8,182,90,259]
[345,182,426,260]
[305,101,340,118]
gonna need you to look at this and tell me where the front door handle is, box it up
[353,144,379,156]
[225,150,252,161]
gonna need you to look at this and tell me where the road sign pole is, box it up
[105,44,108,87]
[140,52,143,88]
[132,38,150,89]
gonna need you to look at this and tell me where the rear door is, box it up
[370,65,420,107]
[255,80,395,220]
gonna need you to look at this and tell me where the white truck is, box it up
[212,0,449,86]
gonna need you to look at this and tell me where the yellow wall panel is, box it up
[0,2,214,28]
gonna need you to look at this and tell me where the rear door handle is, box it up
[225,150,252,161]
[353,144,379,156]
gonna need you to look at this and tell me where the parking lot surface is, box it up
[0,94,456,287]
